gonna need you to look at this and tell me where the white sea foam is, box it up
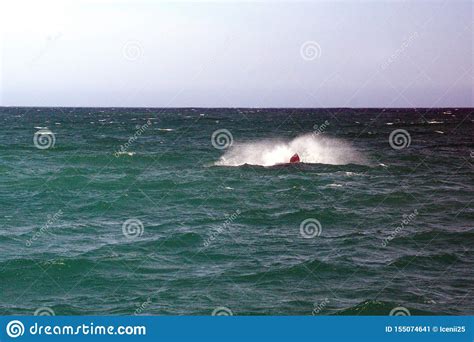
[115,151,135,156]
[215,133,368,167]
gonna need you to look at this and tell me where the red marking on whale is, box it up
[289,153,300,163]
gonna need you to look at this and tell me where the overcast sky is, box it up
[0,0,472,107]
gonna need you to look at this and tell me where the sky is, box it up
[0,0,472,107]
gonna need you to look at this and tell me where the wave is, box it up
[335,300,435,315]
[388,253,460,268]
[231,258,360,282]
[389,229,474,244]
[215,134,369,167]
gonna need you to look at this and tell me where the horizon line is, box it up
[1,105,472,110]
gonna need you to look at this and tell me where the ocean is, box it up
[0,107,472,315]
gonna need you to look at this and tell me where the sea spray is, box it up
[215,133,368,167]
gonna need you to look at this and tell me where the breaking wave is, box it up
[215,134,369,167]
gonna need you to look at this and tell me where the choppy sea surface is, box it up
[0,107,472,315]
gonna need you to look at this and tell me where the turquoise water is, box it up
[0,107,472,315]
